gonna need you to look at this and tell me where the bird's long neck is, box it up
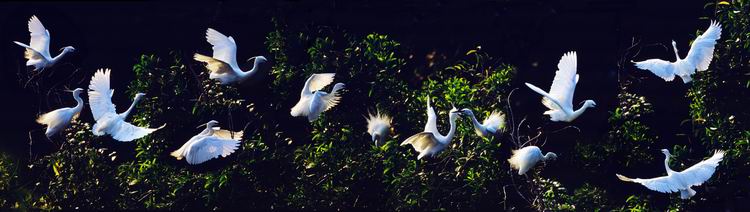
[441,117,458,145]
[239,59,263,82]
[120,96,142,119]
[672,43,681,61]
[664,155,675,174]
[72,92,84,113]
[468,113,483,133]
[570,105,590,121]
[542,153,553,161]
[51,49,71,64]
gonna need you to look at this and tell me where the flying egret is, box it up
[194,28,267,85]
[36,88,84,138]
[459,108,506,138]
[13,15,75,72]
[88,68,164,142]
[290,73,345,122]
[508,146,557,175]
[171,120,243,165]
[616,149,724,199]
[525,51,596,122]
[365,110,392,146]
[633,21,722,83]
[401,96,461,160]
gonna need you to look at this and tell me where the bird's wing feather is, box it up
[290,95,311,117]
[547,51,578,111]
[28,16,51,58]
[88,69,117,120]
[482,110,505,133]
[525,83,568,113]
[194,53,233,75]
[109,120,164,142]
[634,59,676,81]
[685,20,722,72]
[618,174,682,193]
[185,136,240,165]
[305,73,336,92]
[206,28,240,71]
[677,150,724,186]
[13,41,46,62]
[400,132,438,153]
[424,98,439,133]
[212,129,244,140]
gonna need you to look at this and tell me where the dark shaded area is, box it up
[0,0,719,209]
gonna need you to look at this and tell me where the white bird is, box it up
[508,146,557,175]
[401,96,461,160]
[171,120,243,165]
[194,28,267,85]
[36,88,84,138]
[88,68,164,142]
[525,51,596,122]
[290,73,345,122]
[616,149,725,199]
[633,21,722,83]
[13,15,75,72]
[365,110,392,146]
[459,109,506,138]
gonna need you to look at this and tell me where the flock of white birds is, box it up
[20,15,726,200]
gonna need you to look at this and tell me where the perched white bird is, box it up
[88,68,164,142]
[36,88,84,138]
[13,15,75,72]
[459,109,506,138]
[171,120,243,165]
[194,28,267,85]
[508,146,557,175]
[633,21,722,83]
[525,51,596,122]
[290,73,345,122]
[617,149,725,199]
[365,110,392,146]
[401,96,461,160]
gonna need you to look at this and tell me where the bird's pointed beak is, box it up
[246,56,257,62]
[195,122,208,129]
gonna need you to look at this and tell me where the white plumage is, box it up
[617,149,724,199]
[194,28,267,85]
[459,109,506,138]
[525,51,596,122]
[36,88,84,138]
[13,15,75,72]
[290,73,346,122]
[401,96,461,160]
[508,146,557,175]
[633,20,722,83]
[365,110,392,146]
[88,68,164,142]
[171,120,243,165]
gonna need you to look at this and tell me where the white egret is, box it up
[459,109,506,138]
[508,146,557,175]
[13,15,75,72]
[88,68,164,142]
[290,73,345,122]
[171,120,243,165]
[525,51,596,122]
[400,96,461,160]
[36,88,84,138]
[194,28,267,85]
[633,21,722,83]
[616,149,724,199]
[365,110,392,146]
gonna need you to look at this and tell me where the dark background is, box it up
[0,0,716,208]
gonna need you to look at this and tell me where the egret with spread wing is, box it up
[401,96,461,160]
[13,15,75,72]
[290,73,345,122]
[194,28,267,85]
[88,68,164,142]
[171,120,243,165]
[633,20,722,83]
[617,149,724,199]
[525,51,596,122]
[36,88,84,138]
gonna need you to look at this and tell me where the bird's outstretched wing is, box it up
[109,120,165,142]
[482,110,506,134]
[525,83,567,114]
[304,73,336,93]
[194,53,233,75]
[28,15,51,58]
[13,41,45,63]
[616,174,681,193]
[211,127,244,140]
[685,20,722,72]
[290,95,311,117]
[88,68,117,120]
[546,51,578,111]
[307,83,345,122]
[677,150,724,187]
[424,96,438,133]
[185,136,240,165]
[400,132,439,158]
[206,28,240,72]
[633,59,676,81]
